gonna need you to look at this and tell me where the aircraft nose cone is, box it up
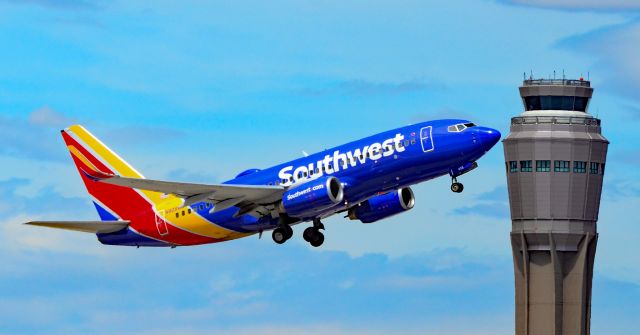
[477,127,501,150]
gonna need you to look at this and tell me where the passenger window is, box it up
[404,140,409,146]
[199,204,204,210]
[304,172,308,177]
[182,210,185,216]
[188,208,192,214]
[175,213,179,218]
[410,139,416,145]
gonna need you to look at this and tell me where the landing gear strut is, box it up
[303,219,325,247]
[272,219,293,244]
[451,177,464,193]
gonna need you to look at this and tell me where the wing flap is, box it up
[24,221,130,234]
[99,176,285,204]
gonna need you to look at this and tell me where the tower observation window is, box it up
[524,96,588,111]
[536,160,551,172]
[590,162,600,174]
[574,161,587,173]
[554,160,570,172]
[520,160,532,172]
[509,161,518,173]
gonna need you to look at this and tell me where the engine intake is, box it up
[348,187,415,223]
[280,176,344,218]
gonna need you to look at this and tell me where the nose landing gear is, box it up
[451,177,464,193]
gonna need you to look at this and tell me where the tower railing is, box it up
[511,116,600,126]
[522,79,591,87]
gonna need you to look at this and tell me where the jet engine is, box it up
[280,176,344,218]
[347,188,415,223]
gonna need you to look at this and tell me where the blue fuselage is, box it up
[189,119,500,233]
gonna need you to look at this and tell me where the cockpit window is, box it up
[448,123,475,132]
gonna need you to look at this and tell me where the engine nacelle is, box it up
[280,176,344,218]
[348,187,415,223]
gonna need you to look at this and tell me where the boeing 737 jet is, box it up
[26,120,500,247]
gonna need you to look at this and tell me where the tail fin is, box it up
[61,125,161,221]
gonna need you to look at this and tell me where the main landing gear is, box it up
[272,223,293,244]
[270,217,325,247]
[303,219,325,247]
[451,177,464,193]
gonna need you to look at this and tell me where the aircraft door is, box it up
[155,209,169,236]
[420,126,434,153]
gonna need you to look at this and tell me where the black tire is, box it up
[451,182,464,193]
[310,231,324,247]
[272,228,287,244]
[303,227,316,242]
[283,225,293,240]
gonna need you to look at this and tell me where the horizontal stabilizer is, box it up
[24,221,129,234]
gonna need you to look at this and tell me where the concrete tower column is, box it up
[503,78,608,335]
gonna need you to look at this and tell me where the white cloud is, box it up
[0,109,68,161]
[557,20,640,103]
[1,215,105,256]
[28,106,74,127]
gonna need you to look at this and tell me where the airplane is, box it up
[25,120,501,248]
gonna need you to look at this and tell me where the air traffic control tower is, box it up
[503,78,608,335]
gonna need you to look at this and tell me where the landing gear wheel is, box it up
[451,182,464,193]
[282,224,293,240]
[303,227,316,242]
[303,227,325,247]
[272,228,287,244]
[309,231,325,247]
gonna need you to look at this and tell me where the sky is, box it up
[0,0,639,334]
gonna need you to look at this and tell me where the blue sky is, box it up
[0,0,639,334]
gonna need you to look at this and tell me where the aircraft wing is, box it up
[97,175,285,216]
[24,220,129,234]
